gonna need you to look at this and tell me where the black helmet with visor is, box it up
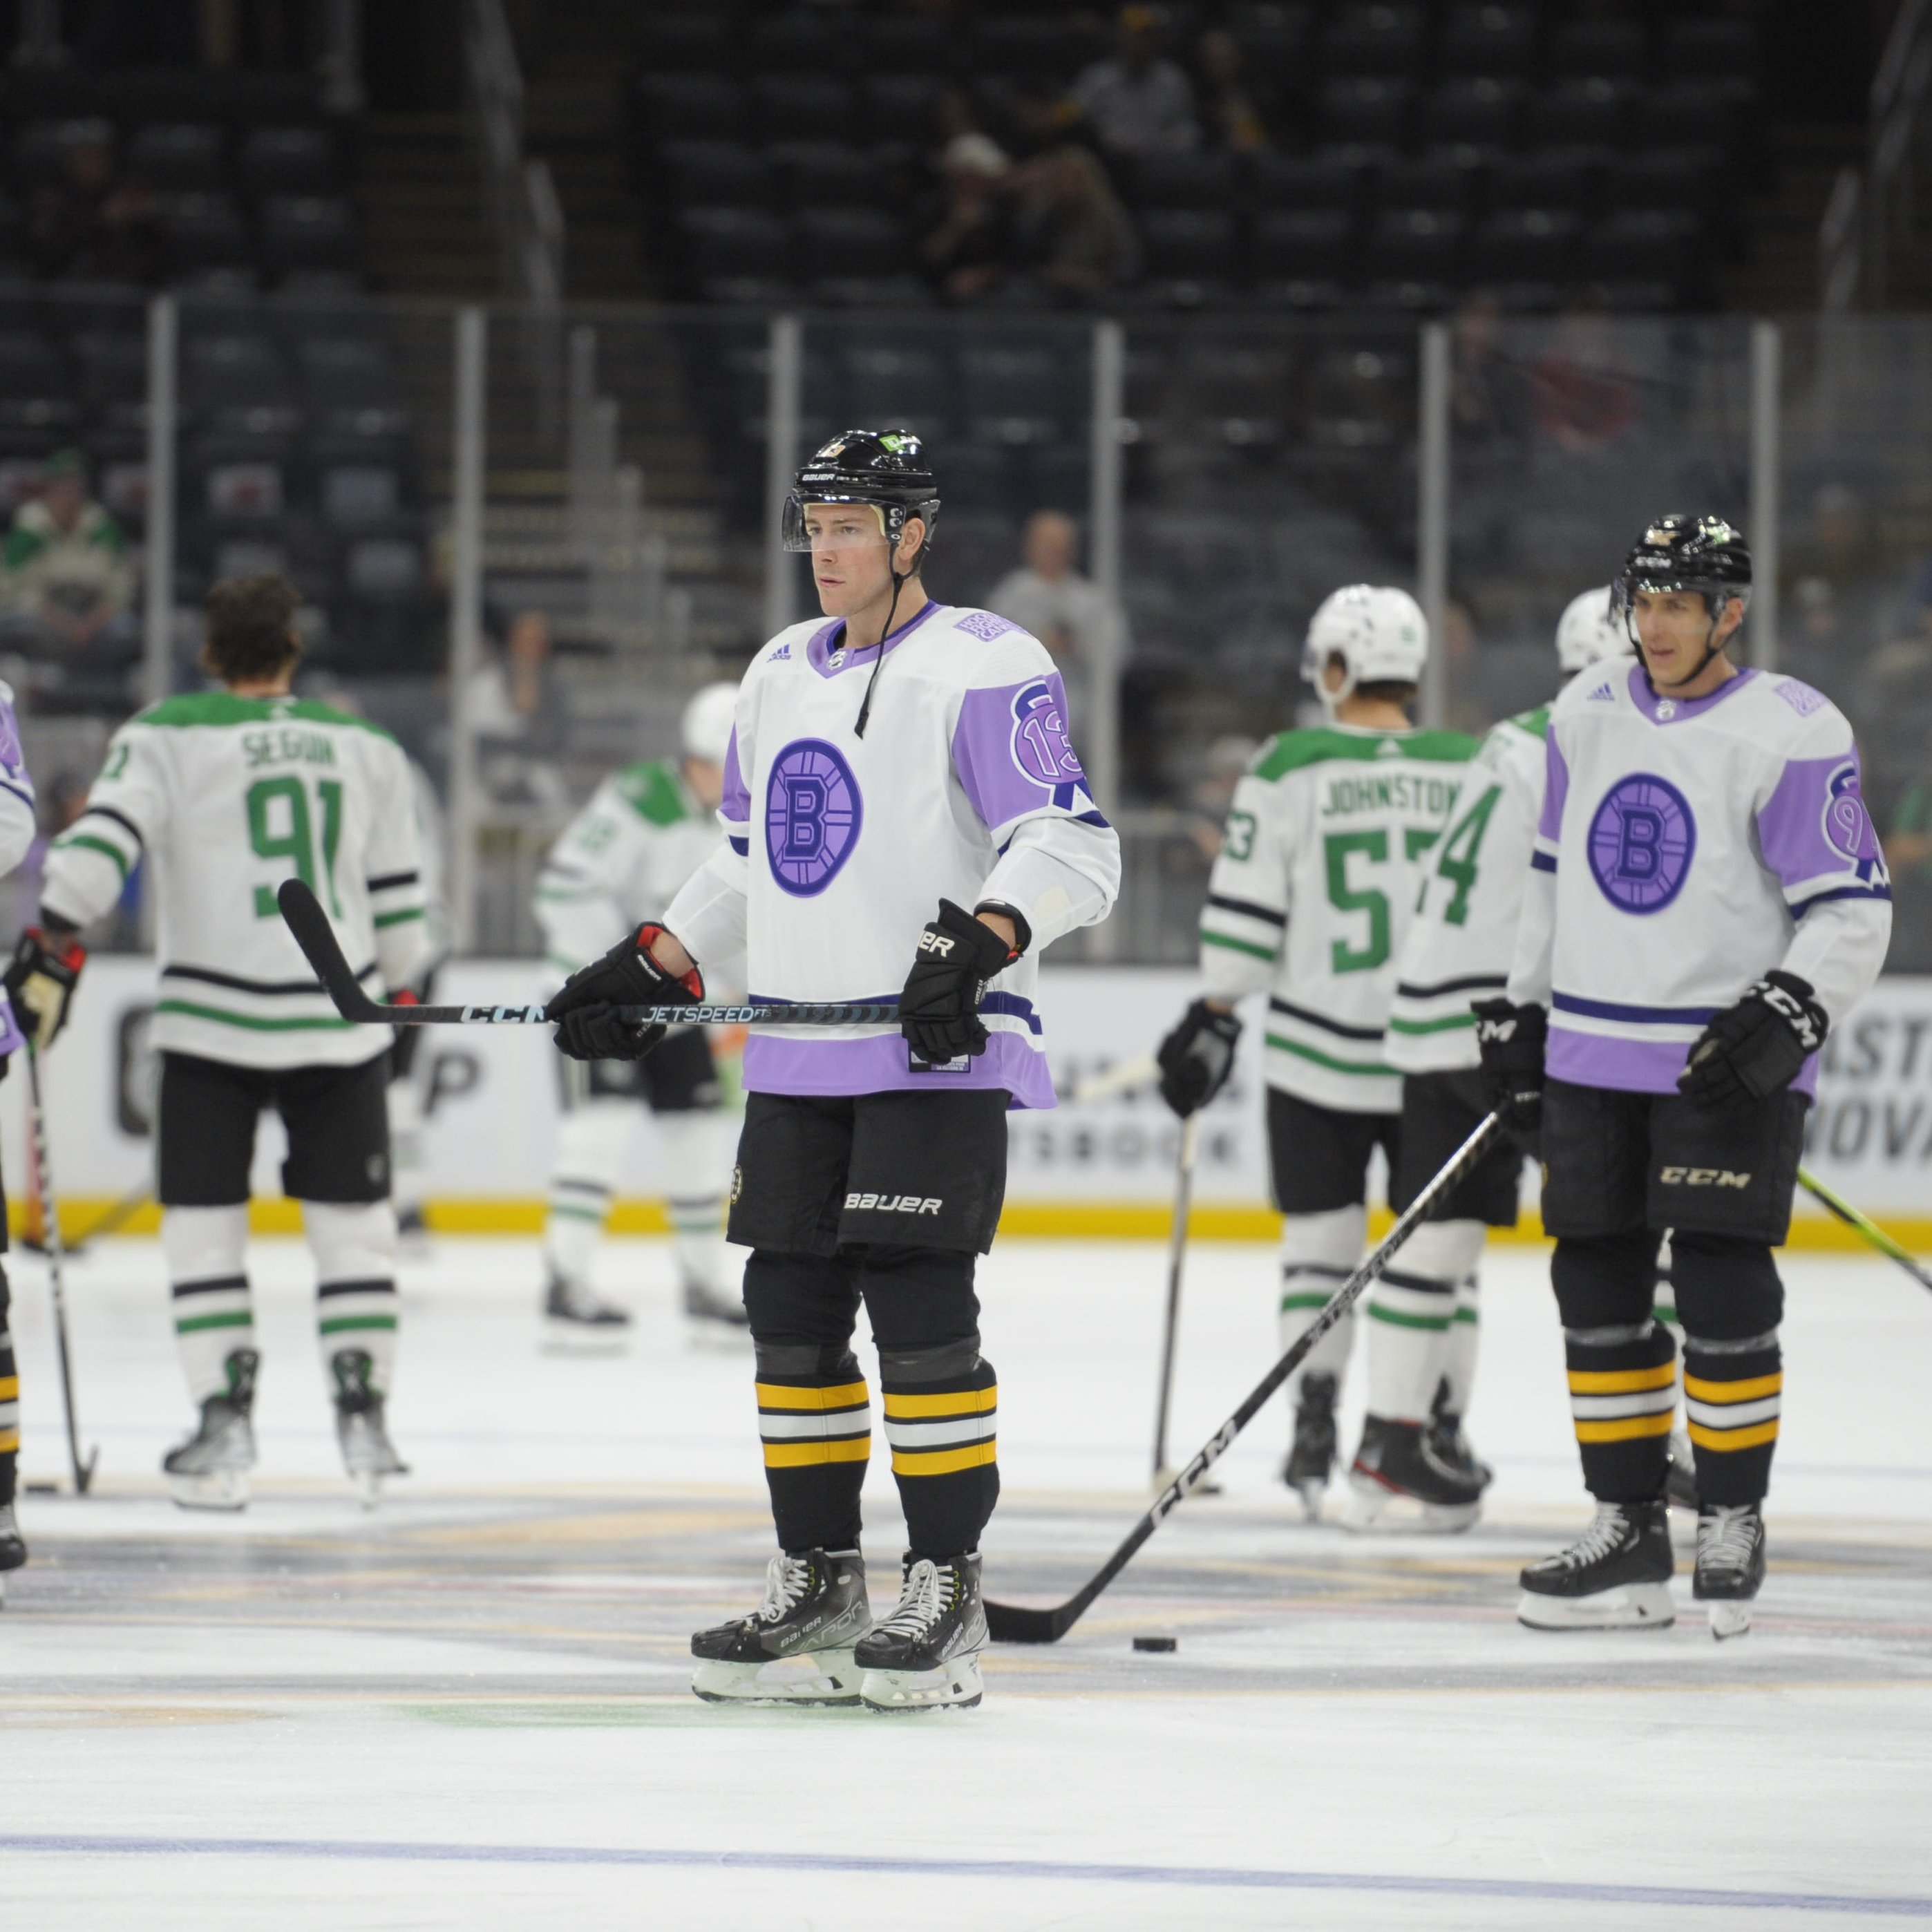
[782,429,940,558]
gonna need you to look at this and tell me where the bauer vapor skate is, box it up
[163,1348,259,1511]
[1517,1499,1675,1631]
[0,1498,24,1604]
[1693,1503,1765,1640]
[855,1553,987,1713]
[542,1271,632,1353]
[1343,1415,1484,1533]
[330,1349,408,1507]
[1283,1372,1338,1521]
[690,1548,870,1705]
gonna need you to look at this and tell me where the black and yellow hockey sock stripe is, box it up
[1683,1332,1781,1505]
[0,1347,16,1461]
[1562,1318,1677,1502]
[755,1376,871,1468]
[1566,1358,1678,1443]
[881,1379,998,1479]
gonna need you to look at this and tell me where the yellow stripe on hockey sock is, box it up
[755,1380,869,1412]
[1567,1363,1678,1395]
[761,1438,871,1468]
[0,1376,15,1401]
[881,1386,998,1419]
[1687,1419,1781,1452]
[0,1428,17,1452]
[1683,1371,1783,1404]
[1573,1412,1677,1443]
[890,1441,998,1477]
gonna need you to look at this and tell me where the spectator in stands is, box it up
[1531,303,1636,455]
[469,607,568,811]
[1070,6,1200,158]
[923,93,1012,303]
[987,509,1122,714]
[25,121,164,285]
[1195,27,1274,153]
[1,450,138,667]
[1007,145,1141,304]
[1184,732,1260,864]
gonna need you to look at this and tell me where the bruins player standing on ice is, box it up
[1481,518,1890,1636]
[38,576,430,1508]
[532,681,744,1342]
[544,433,1118,1711]
[1157,587,1476,1523]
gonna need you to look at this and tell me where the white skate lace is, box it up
[1557,1502,1633,1570]
[1700,1506,1758,1569]
[871,1558,951,1639]
[755,1551,814,1625]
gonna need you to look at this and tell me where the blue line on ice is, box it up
[2,1834,1928,1914]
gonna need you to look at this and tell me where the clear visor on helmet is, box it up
[782,495,891,552]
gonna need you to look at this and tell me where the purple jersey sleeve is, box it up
[1531,729,1569,871]
[951,672,1097,835]
[1756,748,1890,913]
[0,687,32,817]
[719,727,749,856]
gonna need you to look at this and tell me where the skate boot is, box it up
[395,1202,432,1259]
[682,1275,750,1336]
[690,1547,870,1705]
[1282,1372,1338,1521]
[1343,1415,1484,1533]
[542,1271,632,1353]
[1693,1503,1765,1640]
[1427,1379,1494,1493]
[855,1552,987,1712]
[0,1499,23,1604]
[162,1348,259,1511]
[330,1349,408,1508]
[1517,1499,1675,1631]
[1665,1429,1701,1512]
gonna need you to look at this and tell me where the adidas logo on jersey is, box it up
[771,642,792,660]
[1587,681,1615,701]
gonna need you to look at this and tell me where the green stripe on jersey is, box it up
[135,692,398,739]
[155,998,356,1032]
[1388,1011,1478,1035]
[53,831,132,881]
[1264,1032,1388,1077]
[1201,929,1278,961]
[614,759,692,826]
[373,906,426,928]
[1250,725,1478,783]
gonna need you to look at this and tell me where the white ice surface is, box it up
[3,1233,1931,1930]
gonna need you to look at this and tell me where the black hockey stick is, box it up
[1797,1167,1932,1296]
[278,880,900,1028]
[20,1179,151,1256]
[1150,1112,1198,1484]
[23,1040,98,1495]
[985,1110,1505,1644]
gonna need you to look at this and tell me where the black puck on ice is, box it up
[1132,1634,1178,1653]
[23,1481,57,1496]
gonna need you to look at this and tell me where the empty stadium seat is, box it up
[0,330,77,435]
[1251,208,1352,279]
[681,207,792,284]
[297,337,395,410]
[321,464,401,524]
[1323,4,1426,75]
[259,196,354,275]
[748,8,846,71]
[1133,152,1240,209]
[860,75,943,143]
[1367,206,1466,278]
[1665,17,1758,78]
[1141,209,1239,280]
[662,140,770,209]
[1376,153,1477,216]
[1547,18,1647,79]
[128,122,225,189]
[1472,206,1584,281]
[1438,3,1537,75]
[1249,152,1361,214]
[1420,75,1522,144]
[238,126,339,196]
[1321,77,1414,144]
[634,75,746,144]
[750,76,858,140]
[184,332,291,413]
[162,191,251,271]
[772,143,895,211]
[1525,78,1633,146]
[795,207,904,278]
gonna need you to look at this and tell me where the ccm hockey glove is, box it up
[544,923,703,1062]
[899,898,1021,1064]
[1678,970,1828,1106]
[1473,998,1547,1133]
[1157,998,1242,1119]
[4,925,87,1047]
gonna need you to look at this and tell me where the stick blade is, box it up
[276,877,376,1021]
[985,1598,1071,1645]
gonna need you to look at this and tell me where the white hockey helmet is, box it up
[680,681,737,766]
[1555,585,1626,674]
[1301,585,1428,710]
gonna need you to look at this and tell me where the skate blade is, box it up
[1288,1478,1326,1524]
[166,1468,251,1512]
[1342,1479,1479,1535]
[1705,1599,1753,1640]
[858,1651,984,1713]
[1516,1582,1675,1631]
[691,1648,862,1706]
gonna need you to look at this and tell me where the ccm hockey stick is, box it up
[1797,1167,1932,1296]
[23,1040,97,1495]
[985,1110,1505,1644]
[278,880,900,1028]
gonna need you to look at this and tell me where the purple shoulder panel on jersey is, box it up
[720,727,748,823]
[1537,731,1570,844]
[1756,750,1885,896]
[744,1026,1054,1109]
[1622,661,1759,723]
[951,672,1090,831]
[805,600,943,679]
[0,995,21,1058]
[0,689,30,812]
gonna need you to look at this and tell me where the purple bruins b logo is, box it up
[1587,773,1696,913]
[1824,761,1881,879]
[766,738,862,896]
[1010,679,1086,807]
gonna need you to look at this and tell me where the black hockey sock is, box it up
[882,1356,998,1560]
[1683,1333,1780,1506]
[1551,1232,1675,1502]
[0,1267,16,1507]
[755,1358,871,1552]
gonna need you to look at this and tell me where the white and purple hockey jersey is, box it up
[1508,662,1891,1096]
[0,681,36,1056]
[662,600,1120,1108]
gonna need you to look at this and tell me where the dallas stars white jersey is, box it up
[1508,661,1892,1095]
[534,759,721,976]
[1200,724,1477,1112]
[1386,706,1550,1074]
[42,692,430,1070]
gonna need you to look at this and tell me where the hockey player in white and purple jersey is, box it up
[1478,516,1891,1638]
[543,431,1119,1712]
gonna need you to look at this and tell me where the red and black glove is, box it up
[898,899,1021,1065]
[1679,971,1828,1106]
[544,924,703,1063]
[4,924,88,1048]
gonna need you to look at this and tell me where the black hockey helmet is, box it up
[1614,513,1752,621]
[782,428,940,556]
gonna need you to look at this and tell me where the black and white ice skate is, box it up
[690,1547,870,1705]
[542,1271,632,1353]
[1344,1415,1484,1533]
[1427,1380,1494,1494]
[1665,1429,1701,1512]
[395,1202,432,1258]
[682,1276,750,1336]
[1693,1503,1765,1640]
[854,1552,987,1712]
[1282,1372,1338,1521]
[330,1349,408,1508]
[162,1349,259,1511]
[1517,1499,1675,1631]
[0,1498,24,1604]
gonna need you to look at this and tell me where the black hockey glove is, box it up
[1473,998,1547,1133]
[1678,970,1828,1107]
[1157,998,1242,1119]
[899,898,1021,1065]
[544,923,703,1063]
[4,924,87,1048]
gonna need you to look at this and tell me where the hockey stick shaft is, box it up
[985,1110,1504,1643]
[277,880,897,1028]
[1797,1167,1932,1296]
[23,1041,97,1495]
[1150,1113,1198,1481]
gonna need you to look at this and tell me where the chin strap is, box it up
[854,566,907,739]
